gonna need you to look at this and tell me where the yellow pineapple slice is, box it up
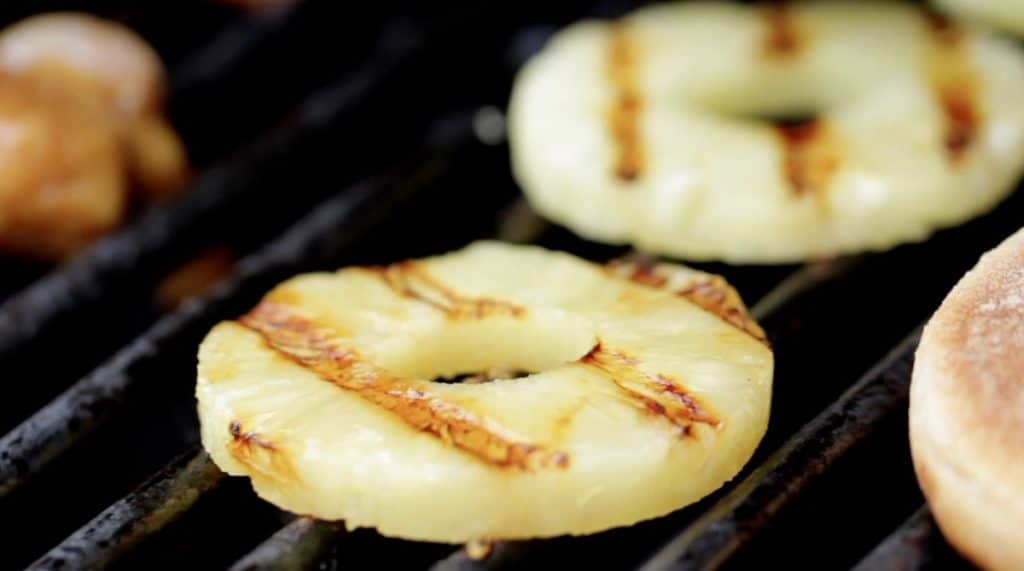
[197,242,772,541]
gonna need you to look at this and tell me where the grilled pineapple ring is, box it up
[197,242,772,541]
[508,2,1024,263]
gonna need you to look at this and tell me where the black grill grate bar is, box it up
[852,506,941,571]
[0,11,438,373]
[227,517,343,571]
[638,327,921,571]
[0,119,470,502]
[26,449,222,571]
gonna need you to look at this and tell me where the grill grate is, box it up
[1,2,1017,569]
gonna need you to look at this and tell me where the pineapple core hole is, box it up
[373,311,596,383]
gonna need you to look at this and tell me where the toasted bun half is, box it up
[911,228,1024,571]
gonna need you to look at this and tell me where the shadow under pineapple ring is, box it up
[196,242,772,542]
[508,1,1024,263]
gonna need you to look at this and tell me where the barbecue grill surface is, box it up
[0,2,1006,569]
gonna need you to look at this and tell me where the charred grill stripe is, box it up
[925,10,982,162]
[762,2,803,58]
[607,23,644,182]
[368,262,526,319]
[238,302,567,471]
[580,342,720,435]
[923,9,960,44]
[939,88,979,161]
[776,119,841,205]
[230,420,276,451]
[227,420,298,485]
[676,280,769,345]
[606,260,769,346]
[760,4,839,199]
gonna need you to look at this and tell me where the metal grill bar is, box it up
[228,518,343,571]
[27,450,222,571]
[638,328,920,571]
[852,506,943,571]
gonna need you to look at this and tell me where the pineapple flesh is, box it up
[197,242,772,542]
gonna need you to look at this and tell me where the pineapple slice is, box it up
[197,242,772,542]
[508,2,1024,263]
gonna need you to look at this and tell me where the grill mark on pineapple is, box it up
[606,260,769,346]
[366,262,527,320]
[239,302,569,471]
[761,2,803,58]
[924,10,982,163]
[607,22,645,183]
[580,342,720,435]
[775,119,841,206]
[228,420,299,485]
